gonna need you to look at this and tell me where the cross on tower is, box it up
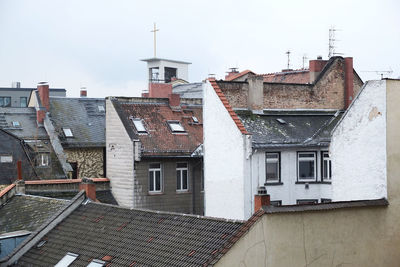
[151,23,159,58]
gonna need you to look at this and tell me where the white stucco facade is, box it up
[143,58,190,82]
[203,81,250,220]
[252,149,332,205]
[331,80,387,201]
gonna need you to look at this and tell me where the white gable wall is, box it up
[203,81,247,220]
[330,80,387,201]
[106,99,135,207]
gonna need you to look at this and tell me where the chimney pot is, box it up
[80,87,87,97]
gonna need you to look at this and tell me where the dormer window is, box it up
[131,118,147,134]
[12,121,21,127]
[168,121,185,133]
[63,128,73,137]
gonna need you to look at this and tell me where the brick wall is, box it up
[219,57,363,110]
[133,158,204,215]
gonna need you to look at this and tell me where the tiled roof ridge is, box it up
[203,209,265,266]
[87,201,245,224]
[225,70,255,81]
[0,184,15,198]
[258,69,309,76]
[208,78,249,135]
[25,178,110,185]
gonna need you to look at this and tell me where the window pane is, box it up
[149,172,154,191]
[299,161,314,179]
[299,153,315,158]
[4,97,11,107]
[169,122,185,132]
[133,119,146,133]
[155,171,161,191]
[266,162,278,180]
[323,161,328,178]
[20,97,27,107]
[182,170,188,189]
[329,161,332,178]
[266,153,279,159]
[176,170,181,190]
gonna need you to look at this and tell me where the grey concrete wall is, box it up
[133,158,204,215]
[0,89,66,107]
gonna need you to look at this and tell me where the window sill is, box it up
[176,190,190,194]
[264,182,283,186]
[295,181,331,184]
[148,192,164,196]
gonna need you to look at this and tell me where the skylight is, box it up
[12,121,20,127]
[276,118,287,124]
[131,118,147,133]
[63,128,74,137]
[98,105,105,112]
[55,252,79,267]
[87,259,106,267]
[192,116,199,123]
[168,121,185,132]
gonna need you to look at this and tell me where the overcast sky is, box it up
[0,0,399,97]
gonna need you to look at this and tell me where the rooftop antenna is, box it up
[361,68,393,79]
[151,23,159,58]
[328,26,343,58]
[302,54,308,69]
[285,50,291,69]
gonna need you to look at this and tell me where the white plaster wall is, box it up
[147,60,189,81]
[253,149,332,205]
[106,99,135,207]
[331,80,387,201]
[203,81,247,220]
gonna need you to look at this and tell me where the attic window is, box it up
[0,155,13,163]
[168,121,185,132]
[192,116,199,123]
[131,118,147,133]
[98,105,105,112]
[54,252,79,267]
[12,121,21,127]
[63,128,73,137]
[87,259,106,267]
[276,118,287,124]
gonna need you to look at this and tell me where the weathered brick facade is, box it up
[218,57,363,110]
[65,148,104,178]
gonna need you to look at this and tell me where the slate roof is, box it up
[172,82,203,99]
[0,107,48,139]
[0,195,69,234]
[49,97,105,148]
[261,69,310,84]
[112,97,203,157]
[17,202,244,266]
[237,110,343,148]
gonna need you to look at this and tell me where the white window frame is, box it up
[321,151,332,181]
[38,153,49,167]
[265,152,280,183]
[167,121,185,133]
[63,128,73,137]
[297,152,317,181]
[0,155,13,163]
[131,118,147,134]
[54,252,79,267]
[176,162,189,192]
[149,163,162,193]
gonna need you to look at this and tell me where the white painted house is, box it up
[204,79,343,220]
[330,79,400,201]
[141,58,191,83]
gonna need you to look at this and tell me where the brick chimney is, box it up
[15,161,25,194]
[168,93,181,108]
[36,82,50,124]
[309,56,329,83]
[344,57,354,109]
[247,75,263,110]
[225,68,239,80]
[80,87,87,97]
[79,178,96,200]
[254,186,270,212]
[148,83,173,98]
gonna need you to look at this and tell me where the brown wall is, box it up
[65,147,104,178]
[219,58,363,110]
[133,158,204,215]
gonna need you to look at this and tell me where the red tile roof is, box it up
[208,78,249,135]
[261,69,310,84]
[114,99,203,157]
[225,70,255,81]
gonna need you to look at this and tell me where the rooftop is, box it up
[141,57,192,65]
[49,97,105,148]
[18,201,243,266]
